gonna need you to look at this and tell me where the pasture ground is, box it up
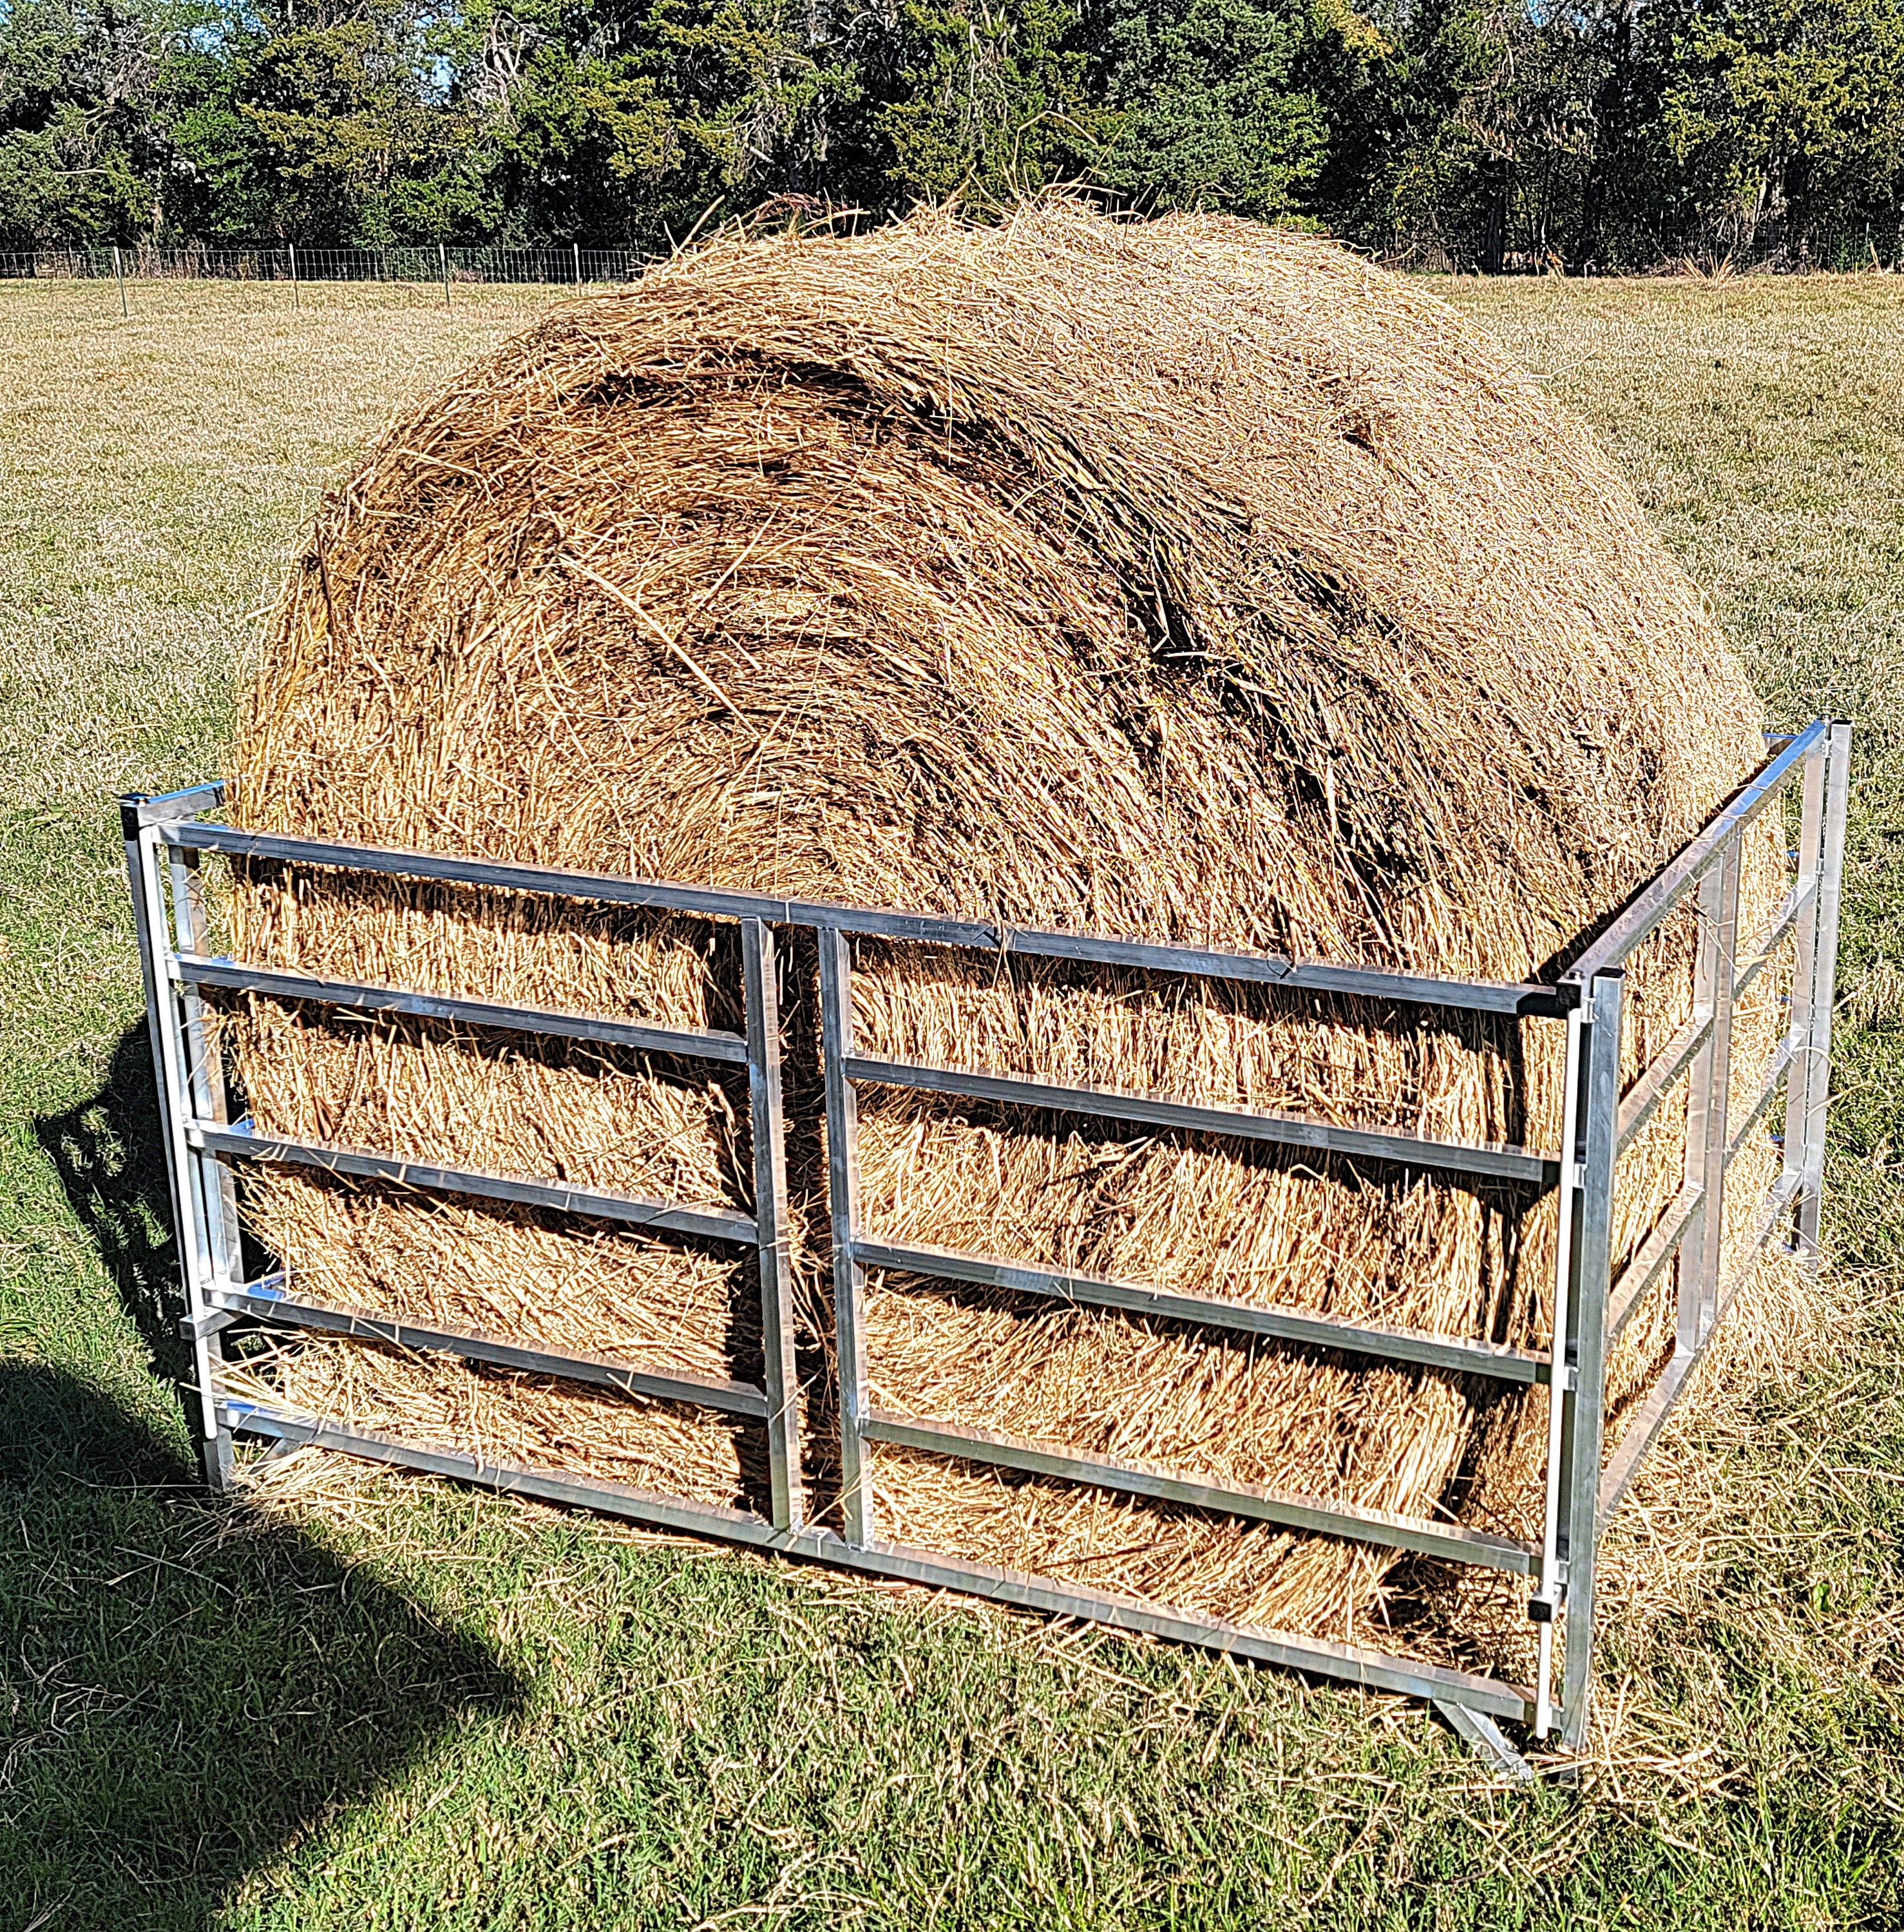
[3,274,1902,1929]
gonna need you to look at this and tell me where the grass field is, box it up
[3,273,1902,1930]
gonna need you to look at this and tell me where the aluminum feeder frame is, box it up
[123,719,1850,1779]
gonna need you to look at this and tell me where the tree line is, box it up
[3,0,1902,270]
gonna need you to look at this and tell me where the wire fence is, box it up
[0,243,649,288]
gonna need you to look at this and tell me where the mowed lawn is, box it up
[3,270,1902,1931]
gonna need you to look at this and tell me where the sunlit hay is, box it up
[225,200,1785,1640]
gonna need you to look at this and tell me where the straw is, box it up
[217,202,1786,1648]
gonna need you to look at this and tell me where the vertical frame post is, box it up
[742,918,803,1531]
[1559,969,1624,1749]
[817,929,874,1546]
[166,846,245,1293]
[1531,996,1585,1738]
[1793,724,1851,1258]
[122,804,232,1487]
[1681,840,1742,1348]
[1782,734,1829,1252]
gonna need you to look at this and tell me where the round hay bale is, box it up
[223,204,1774,1641]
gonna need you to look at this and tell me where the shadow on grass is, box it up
[35,1023,202,1394]
[15,1030,528,1929]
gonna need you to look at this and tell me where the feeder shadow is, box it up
[18,1028,528,1928]
[35,1024,200,1393]
[0,1366,526,1928]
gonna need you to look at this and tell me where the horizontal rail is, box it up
[171,954,749,1063]
[164,821,996,944]
[1733,876,1815,1003]
[1600,1170,1804,1519]
[1617,1008,1715,1153]
[186,1119,758,1245]
[156,822,1564,1015]
[854,1238,1554,1384]
[209,1283,771,1417]
[124,783,225,829]
[1725,1037,1799,1168]
[220,1400,1536,1721]
[996,927,1568,1016]
[861,1410,1541,1577]
[1605,1184,1704,1345]
[1570,721,1829,978]
[844,1057,1561,1185]
[1598,1347,1695,1524]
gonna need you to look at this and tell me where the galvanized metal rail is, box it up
[122,719,1849,1778]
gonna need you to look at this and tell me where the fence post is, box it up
[113,243,127,317]
[1795,724,1852,1254]
[573,241,581,287]
[1559,967,1624,1750]
[289,242,298,309]
[742,918,803,1532]
[441,241,450,307]
[819,928,874,1546]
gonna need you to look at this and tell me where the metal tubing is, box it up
[165,851,245,1296]
[862,1410,1540,1575]
[208,1284,771,1417]
[129,828,233,1487]
[853,1237,1554,1383]
[220,1399,1537,1722]
[1558,971,1624,1750]
[818,929,874,1544]
[1782,735,1829,1252]
[743,920,803,1531]
[184,1120,758,1245]
[843,1056,1560,1186]
[127,782,225,826]
[1731,876,1815,1003]
[1531,999,1585,1738]
[1605,1184,1704,1347]
[1571,721,1827,978]
[1617,1007,1713,1153]
[995,926,1568,1017]
[1679,844,1740,1355]
[159,823,1563,1018]
[160,822,1002,945]
[1796,726,1851,1255]
[1724,1036,1800,1168]
[171,954,748,1063]
[122,813,228,1486]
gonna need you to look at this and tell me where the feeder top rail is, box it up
[1566,720,1831,982]
[129,786,1567,1019]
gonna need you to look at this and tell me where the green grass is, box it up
[3,276,1903,1930]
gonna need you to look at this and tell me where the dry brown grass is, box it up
[215,202,1784,1653]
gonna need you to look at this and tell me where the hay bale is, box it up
[221,204,1776,1642]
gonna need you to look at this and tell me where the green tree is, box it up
[873,0,1101,205]
[228,0,492,241]
[0,0,164,245]
[1087,0,1324,217]
[1658,0,1904,263]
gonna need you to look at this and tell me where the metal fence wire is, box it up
[0,243,647,287]
[122,721,1851,1781]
